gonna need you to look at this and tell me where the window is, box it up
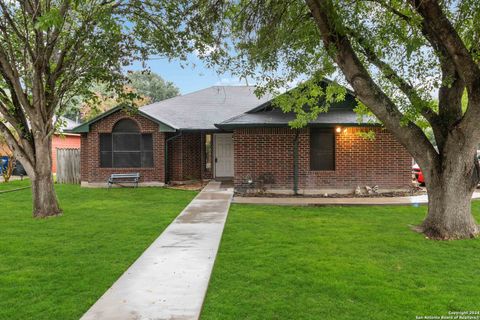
[310,128,335,171]
[99,119,153,168]
[205,134,212,172]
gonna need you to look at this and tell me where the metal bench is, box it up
[107,173,140,188]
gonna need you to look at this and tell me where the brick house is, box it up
[71,85,412,193]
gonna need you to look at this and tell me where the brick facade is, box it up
[80,111,412,191]
[80,110,165,184]
[233,127,412,192]
[168,132,202,182]
[167,132,213,182]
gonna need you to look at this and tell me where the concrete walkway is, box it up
[234,191,480,206]
[81,181,233,320]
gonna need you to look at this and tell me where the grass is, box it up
[0,183,196,320]
[0,178,30,191]
[202,203,480,320]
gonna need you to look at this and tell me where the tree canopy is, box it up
[127,71,179,103]
[64,71,179,121]
[0,0,189,217]
[160,1,480,146]
[158,0,480,239]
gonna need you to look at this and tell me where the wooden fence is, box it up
[56,148,80,184]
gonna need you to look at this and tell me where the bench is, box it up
[107,173,140,188]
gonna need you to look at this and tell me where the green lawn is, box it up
[0,182,196,320]
[0,178,30,191]
[202,203,480,320]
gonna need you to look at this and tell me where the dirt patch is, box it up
[167,181,209,191]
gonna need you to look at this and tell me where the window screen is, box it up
[100,133,113,167]
[99,119,154,168]
[113,133,141,151]
[141,134,153,167]
[310,128,335,171]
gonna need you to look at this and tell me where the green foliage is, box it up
[354,100,376,125]
[356,130,376,141]
[271,75,349,128]
[34,8,63,31]
[127,71,180,103]
[64,71,179,121]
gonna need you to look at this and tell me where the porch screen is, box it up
[310,128,335,171]
[99,119,153,168]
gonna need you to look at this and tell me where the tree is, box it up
[163,0,480,239]
[0,1,185,217]
[76,83,152,121]
[64,72,179,122]
[127,71,179,103]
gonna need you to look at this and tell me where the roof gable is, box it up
[69,105,176,133]
[216,84,378,129]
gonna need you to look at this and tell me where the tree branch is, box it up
[408,0,480,141]
[409,0,480,86]
[305,0,439,171]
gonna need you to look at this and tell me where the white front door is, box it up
[214,133,234,177]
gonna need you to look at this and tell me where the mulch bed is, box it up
[167,181,209,191]
[236,188,426,198]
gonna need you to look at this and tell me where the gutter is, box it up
[165,131,183,184]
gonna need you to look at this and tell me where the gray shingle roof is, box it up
[216,107,376,129]
[140,86,272,130]
[69,84,376,133]
[59,116,80,131]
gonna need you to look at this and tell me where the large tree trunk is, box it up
[31,171,62,218]
[419,155,479,240]
[29,134,62,218]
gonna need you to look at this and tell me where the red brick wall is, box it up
[233,127,412,191]
[80,110,165,183]
[52,134,81,173]
[167,132,204,181]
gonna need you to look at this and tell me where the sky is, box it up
[126,55,250,95]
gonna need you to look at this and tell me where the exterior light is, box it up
[343,128,348,133]
[336,127,342,133]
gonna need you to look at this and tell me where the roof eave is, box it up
[215,122,380,130]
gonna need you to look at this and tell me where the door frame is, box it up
[213,133,234,178]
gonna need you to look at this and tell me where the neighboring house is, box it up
[52,117,81,173]
[70,85,412,193]
[0,116,81,174]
